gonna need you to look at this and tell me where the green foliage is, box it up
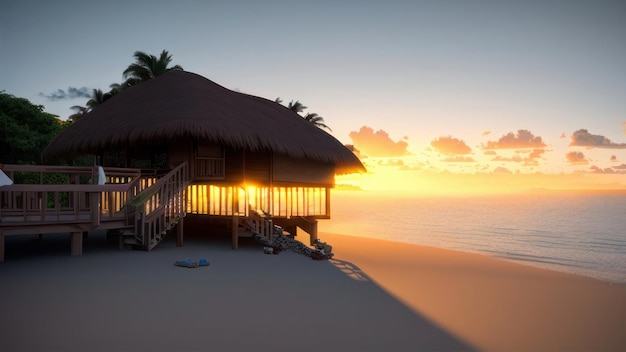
[123,50,183,86]
[0,92,67,164]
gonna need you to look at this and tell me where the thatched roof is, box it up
[43,70,364,174]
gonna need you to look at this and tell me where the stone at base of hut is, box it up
[311,250,334,261]
[255,232,333,259]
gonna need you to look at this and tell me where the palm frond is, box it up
[288,100,307,113]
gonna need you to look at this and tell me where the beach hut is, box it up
[42,70,364,250]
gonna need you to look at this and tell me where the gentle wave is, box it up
[320,191,626,284]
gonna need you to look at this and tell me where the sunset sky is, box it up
[2,0,625,193]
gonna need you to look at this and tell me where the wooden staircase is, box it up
[121,162,190,251]
[238,209,274,242]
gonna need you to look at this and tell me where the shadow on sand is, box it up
[0,230,475,351]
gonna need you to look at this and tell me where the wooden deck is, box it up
[0,163,190,261]
[0,161,323,260]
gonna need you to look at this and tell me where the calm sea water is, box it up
[319,190,626,284]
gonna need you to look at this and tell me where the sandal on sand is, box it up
[198,258,210,266]
[175,259,198,268]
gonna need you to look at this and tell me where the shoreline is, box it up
[0,230,624,351]
[324,231,626,287]
[320,232,626,352]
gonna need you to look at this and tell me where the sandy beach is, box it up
[0,230,624,352]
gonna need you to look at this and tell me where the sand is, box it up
[0,230,624,352]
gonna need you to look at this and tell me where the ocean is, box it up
[319,190,626,285]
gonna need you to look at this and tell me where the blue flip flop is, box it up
[175,259,198,268]
[198,258,210,266]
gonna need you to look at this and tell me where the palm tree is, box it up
[86,89,109,110]
[108,82,125,96]
[276,98,332,131]
[123,50,183,86]
[287,100,307,114]
[303,112,331,131]
[68,105,88,123]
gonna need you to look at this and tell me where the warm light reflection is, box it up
[186,184,328,216]
[337,168,626,195]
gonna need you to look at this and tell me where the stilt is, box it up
[176,217,184,247]
[231,215,239,249]
[309,220,318,245]
[70,231,83,256]
[0,231,4,262]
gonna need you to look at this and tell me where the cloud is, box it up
[39,86,92,101]
[610,155,618,162]
[493,155,522,163]
[484,150,497,156]
[569,129,626,149]
[430,136,472,155]
[566,151,588,165]
[483,129,546,149]
[491,149,544,166]
[349,126,410,157]
[589,165,616,174]
[560,133,566,139]
[493,166,512,174]
[442,156,475,162]
[613,163,626,170]
[482,131,491,136]
[377,159,405,167]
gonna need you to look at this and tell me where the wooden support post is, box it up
[309,220,318,245]
[231,215,239,250]
[0,231,4,263]
[118,230,125,250]
[89,192,100,227]
[70,231,83,256]
[176,217,184,247]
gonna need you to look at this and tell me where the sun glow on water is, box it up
[337,162,626,196]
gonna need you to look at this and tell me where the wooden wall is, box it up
[168,138,192,169]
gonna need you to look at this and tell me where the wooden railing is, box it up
[186,185,329,218]
[244,208,274,242]
[0,165,142,233]
[194,157,225,179]
[128,162,190,250]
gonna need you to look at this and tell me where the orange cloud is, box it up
[569,129,626,149]
[493,166,513,174]
[566,151,588,165]
[349,126,409,157]
[589,165,616,174]
[491,149,544,165]
[483,129,546,149]
[442,156,476,162]
[482,131,491,136]
[430,136,472,155]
